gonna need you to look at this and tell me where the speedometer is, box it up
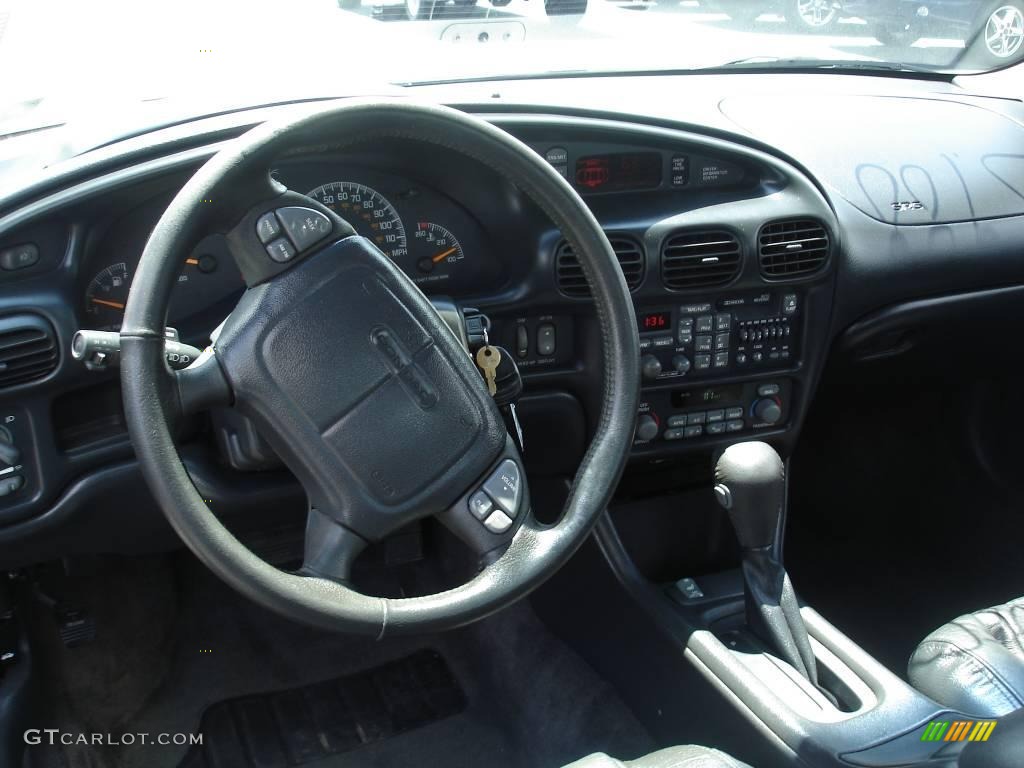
[307,182,408,262]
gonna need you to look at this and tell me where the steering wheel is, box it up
[120,101,640,636]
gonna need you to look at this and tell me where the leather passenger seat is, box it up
[909,596,1024,716]
[564,746,753,768]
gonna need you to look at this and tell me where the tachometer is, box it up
[84,262,130,330]
[307,182,408,262]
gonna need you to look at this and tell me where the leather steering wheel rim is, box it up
[120,100,640,636]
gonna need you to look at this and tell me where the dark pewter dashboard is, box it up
[0,73,1022,563]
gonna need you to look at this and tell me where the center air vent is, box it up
[0,313,59,388]
[660,230,741,290]
[555,235,644,297]
[758,219,829,278]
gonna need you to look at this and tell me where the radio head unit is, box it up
[637,290,801,384]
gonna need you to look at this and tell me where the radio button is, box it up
[715,313,732,330]
[652,336,675,348]
[664,428,685,441]
[683,425,703,438]
[695,335,713,352]
[671,355,691,374]
[681,302,712,314]
[706,410,725,423]
[695,354,711,370]
[726,420,745,432]
[678,317,694,330]
[726,407,744,420]
[641,354,663,380]
[713,352,729,368]
[758,383,780,397]
[696,315,714,333]
[706,422,726,435]
[686,412,706,425]
[468,491,494,520]
[667,415,688,428]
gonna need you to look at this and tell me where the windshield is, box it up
[0,0,1022,151]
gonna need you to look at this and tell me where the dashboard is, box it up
[1,74,1023,567]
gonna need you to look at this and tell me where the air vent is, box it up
[555,235,644,297]
[758,219,829,278]
[660,230,742,290]
[0,313,58,388]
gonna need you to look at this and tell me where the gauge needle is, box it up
[90,298,125,310]
[432,247,457,263]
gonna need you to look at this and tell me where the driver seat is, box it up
[565,746,753,768]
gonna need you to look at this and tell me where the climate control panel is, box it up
[633,379,792,448]
[637,290,799,385]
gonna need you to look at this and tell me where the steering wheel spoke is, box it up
[436,438,531,561]
[300,507,370,584]
[225,190,356,288]
[175,347,233,415]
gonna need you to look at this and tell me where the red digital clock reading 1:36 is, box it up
[640,311,671,331]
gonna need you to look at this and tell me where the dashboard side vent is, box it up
[758,219,829,278]
[660,230,742,290]
[555,235,644,297]
[0,313,59,389]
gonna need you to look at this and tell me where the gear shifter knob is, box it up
[714,441,784,550]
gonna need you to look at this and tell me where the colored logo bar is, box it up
[921,720,997,742]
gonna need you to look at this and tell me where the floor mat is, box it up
[179,650,466,768]
[31,553,654,768]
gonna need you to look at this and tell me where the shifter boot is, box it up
[742,547,818,685]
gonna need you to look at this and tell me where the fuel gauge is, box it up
[84,262,130,329]
[414,222,464,278]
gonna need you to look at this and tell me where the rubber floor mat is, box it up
[179,649,466,767]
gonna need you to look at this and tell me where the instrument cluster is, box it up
[78,163,506,338]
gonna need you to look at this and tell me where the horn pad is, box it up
[215,235,506,541]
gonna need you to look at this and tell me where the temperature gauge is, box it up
[414,222,464,279]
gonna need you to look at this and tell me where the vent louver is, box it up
[555,235,644,297]
[0,313,58,388]
[660,230,742,290]
[758,219,829,278]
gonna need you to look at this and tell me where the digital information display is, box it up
[672,384,745,409]
[575,152,663,192]
[639,311,671,331]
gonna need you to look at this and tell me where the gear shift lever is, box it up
[714,442,820,687]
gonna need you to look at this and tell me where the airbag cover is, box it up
[215,234,505,540]
[722,95,1024,225]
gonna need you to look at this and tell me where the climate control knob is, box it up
[753,398,783,425]
[641,354,662,380]
[671,354,691,374]
[635,414,660,442]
